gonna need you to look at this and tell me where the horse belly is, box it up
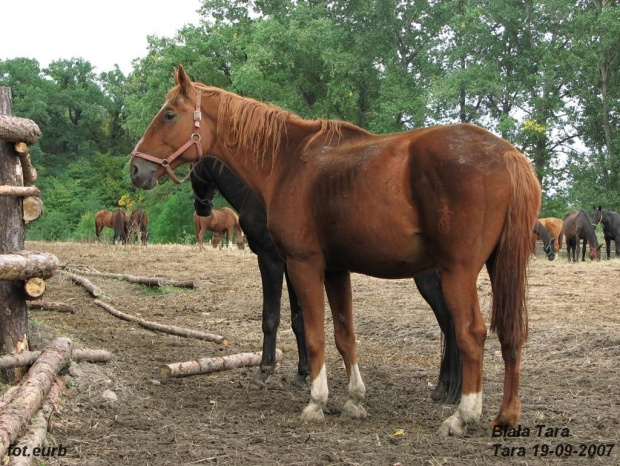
[324,230,435,279]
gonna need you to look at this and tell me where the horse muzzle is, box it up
[130,158,159,190]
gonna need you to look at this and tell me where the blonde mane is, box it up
[169,83,360,168]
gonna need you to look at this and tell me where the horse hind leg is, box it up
[324,270,367,419]
[436,267,486,436]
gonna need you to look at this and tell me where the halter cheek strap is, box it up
[131,91,204,184]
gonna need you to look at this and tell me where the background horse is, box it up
[95,209,113,241]
[592,206,620,259]
[129,209,149,245]
[532,220,556,260]
[191,157,463,401]
[539,217,563,253]
[193,207,243,250]
[562,210,601,262]
[111,209,129,244]
[130,67,541,435]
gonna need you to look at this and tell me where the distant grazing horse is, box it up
[128,209,149,245]
[194,207,243,250]
[563,210,601,262]
[592,206,620,259]
[95,209,128,243]
[95,210,114,241]
[539,217,563,253]
[130,67,541,435]
[532,220,556,260]
[191,157,463,401]
[111,209,129,244]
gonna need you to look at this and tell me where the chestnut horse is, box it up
[191,156,463,401]
[130,67,541,435]
[95,210,114,241]
[592,206,620,259]
[563,210,601,262]
[193,207,243,250]
[95,209,128,244]
[128,209,149,245]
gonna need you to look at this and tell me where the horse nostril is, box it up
[131,164,138,177]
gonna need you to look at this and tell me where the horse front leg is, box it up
[581,239,586,261]
[286,259,327,422]
[436,266,486,437]
[325,270,367,419]
[284,268,310,386]
[414,271,462,404]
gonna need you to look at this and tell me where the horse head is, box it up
[589,243,603,261]
[130,66,217,189]
[591,205,603,228]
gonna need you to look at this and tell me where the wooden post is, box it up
[0,87,29,384]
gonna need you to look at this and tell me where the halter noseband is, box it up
[131,91,203,184]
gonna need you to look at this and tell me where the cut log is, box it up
[0,338,72,459]
[27,301,78,314]
[94,299,228,345]
[22,197,43,223]
[0,186,40,197]
[0,251,58,281]
[0,386,19,411]
[23,278,45,299]
[6,377,64,466]
[0,116,40,145]
[67,268,195,288]
[0,348,111,369]
[14,144,37,186]
[160,349,282,378]
[60,271,101,297]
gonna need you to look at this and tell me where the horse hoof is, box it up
[437,416,466,437]
[300,404,325,422]
[341,400,368,419]
[291,373,309,389]
[429,383,448,403]
[250,369,272,388]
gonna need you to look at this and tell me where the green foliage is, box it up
[3,0,620,244]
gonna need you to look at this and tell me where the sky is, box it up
[1,0,202,74]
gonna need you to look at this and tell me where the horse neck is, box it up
[582,219,599,247]
[210,116,325,208]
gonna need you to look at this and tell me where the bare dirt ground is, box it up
[9,241,620,465]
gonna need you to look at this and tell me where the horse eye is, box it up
[163,111,175,121]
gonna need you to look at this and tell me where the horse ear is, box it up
[174,65,194,96]
[598,205,602,210]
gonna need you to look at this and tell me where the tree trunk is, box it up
[160,349,282,378]
[0,251,58,281]
[0,87,28,384]
[0,348,111,369]
[94,299,228,345]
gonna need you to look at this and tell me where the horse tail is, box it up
[489,150,541,349]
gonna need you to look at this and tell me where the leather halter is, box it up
[131,91,203,184]
[592,210,603,228]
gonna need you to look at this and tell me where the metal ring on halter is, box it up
[192,133,201,142]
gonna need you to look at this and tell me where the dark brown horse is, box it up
[592,206,620,259]
[563,210,601,262]
[130,67,541,435]
[111,209,129,244]
[539,217,563,253]
[193,207,243,250]
[128,209,149,245]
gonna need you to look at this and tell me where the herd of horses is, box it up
[121,66,618,436]
[95,209,149,245]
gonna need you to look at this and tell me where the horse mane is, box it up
[171,83,367,169]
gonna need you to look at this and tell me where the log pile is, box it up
[0,337,111,462]
[1,86,53,384]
